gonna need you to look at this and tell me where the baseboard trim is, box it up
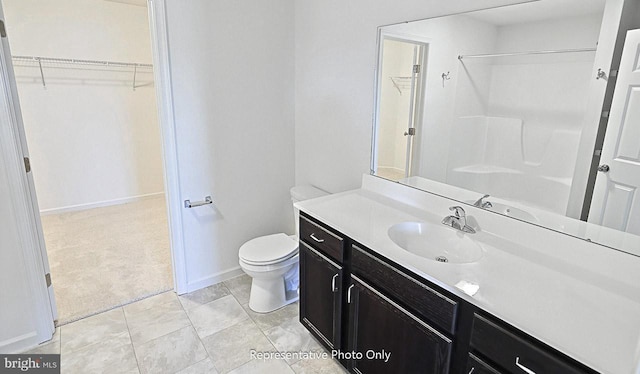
[1,331,39,354]
[185,267,245,295]
[39,192,165,215]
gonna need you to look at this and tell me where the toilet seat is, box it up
[239,233,298,266]
[239,254,299,273]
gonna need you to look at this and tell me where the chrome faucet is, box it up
[473,194,493,209]
[442,206,476,233]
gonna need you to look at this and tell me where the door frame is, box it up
[147,0,187,294]
[0,8,56,347]
[371,29,429,179]
[0,0,187,343]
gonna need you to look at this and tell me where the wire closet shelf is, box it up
[11,55,153,89]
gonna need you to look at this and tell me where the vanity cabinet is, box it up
[299,215,345,350]
[469,314,593,374]
[346,274,452,374]
[465,353,502,374]
[298,213,599,374]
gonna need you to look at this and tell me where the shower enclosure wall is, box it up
[443,15,602,215]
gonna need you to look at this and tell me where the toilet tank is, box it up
[290,185,329,237]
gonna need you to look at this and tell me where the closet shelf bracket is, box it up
[37,59,46,87]
[133,65,137,91]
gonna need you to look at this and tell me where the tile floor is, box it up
[24,274,347,374]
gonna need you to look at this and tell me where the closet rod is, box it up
[12,55,153,68]
[458,47,597,60]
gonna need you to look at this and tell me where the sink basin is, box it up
[388,222,483,264]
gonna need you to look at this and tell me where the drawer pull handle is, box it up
[468,368,475,374]
[347,284,355,303]
[310,233,325,243]
[331,274,339,292]
[515,357,536,374]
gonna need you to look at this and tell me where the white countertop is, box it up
[296,177,640,374]
[400,176,640,257]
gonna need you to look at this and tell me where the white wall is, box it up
[165,0,296,290]
[293,0,536,193]
[3,0,163,212]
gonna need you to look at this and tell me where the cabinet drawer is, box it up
[471,314,594,374]
[466,353,502,374]
[351,244,458,335]
[300,214,344,263]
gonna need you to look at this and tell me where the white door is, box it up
[374,36,426,180]
[0,6,56,352]
[589,29,640,235]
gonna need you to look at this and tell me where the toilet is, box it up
[239,185,328,313]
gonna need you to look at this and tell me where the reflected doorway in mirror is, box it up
[373,32,427,181]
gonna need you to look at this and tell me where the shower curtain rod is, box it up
[11,55,153,68]
[458,47,597,60]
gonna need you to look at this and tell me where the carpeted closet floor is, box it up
[41,195,173,325]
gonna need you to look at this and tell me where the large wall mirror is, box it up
[371,0,640,256]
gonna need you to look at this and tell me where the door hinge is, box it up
[24,157,31,173]
[404,128,416,136]
[0,20,6,38]
[413,64,420,74]
[45,273,52,287]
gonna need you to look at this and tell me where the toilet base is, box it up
[248,277,299,313]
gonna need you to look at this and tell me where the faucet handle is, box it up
[473,194,490,207]
[449,206,465,217]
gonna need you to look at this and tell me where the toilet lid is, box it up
[239,233,298,265]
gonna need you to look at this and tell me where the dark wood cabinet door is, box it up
[299,242,343,350]
[466,353,503,374]
[347,275,452,374]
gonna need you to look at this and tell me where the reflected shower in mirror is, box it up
[372,0,640,256]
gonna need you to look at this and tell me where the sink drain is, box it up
[435,256,449,263]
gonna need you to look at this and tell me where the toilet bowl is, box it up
[238,185,328,313]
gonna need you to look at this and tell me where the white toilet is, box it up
[239,185,328,313]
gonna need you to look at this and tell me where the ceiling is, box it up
[466,0,606,26]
